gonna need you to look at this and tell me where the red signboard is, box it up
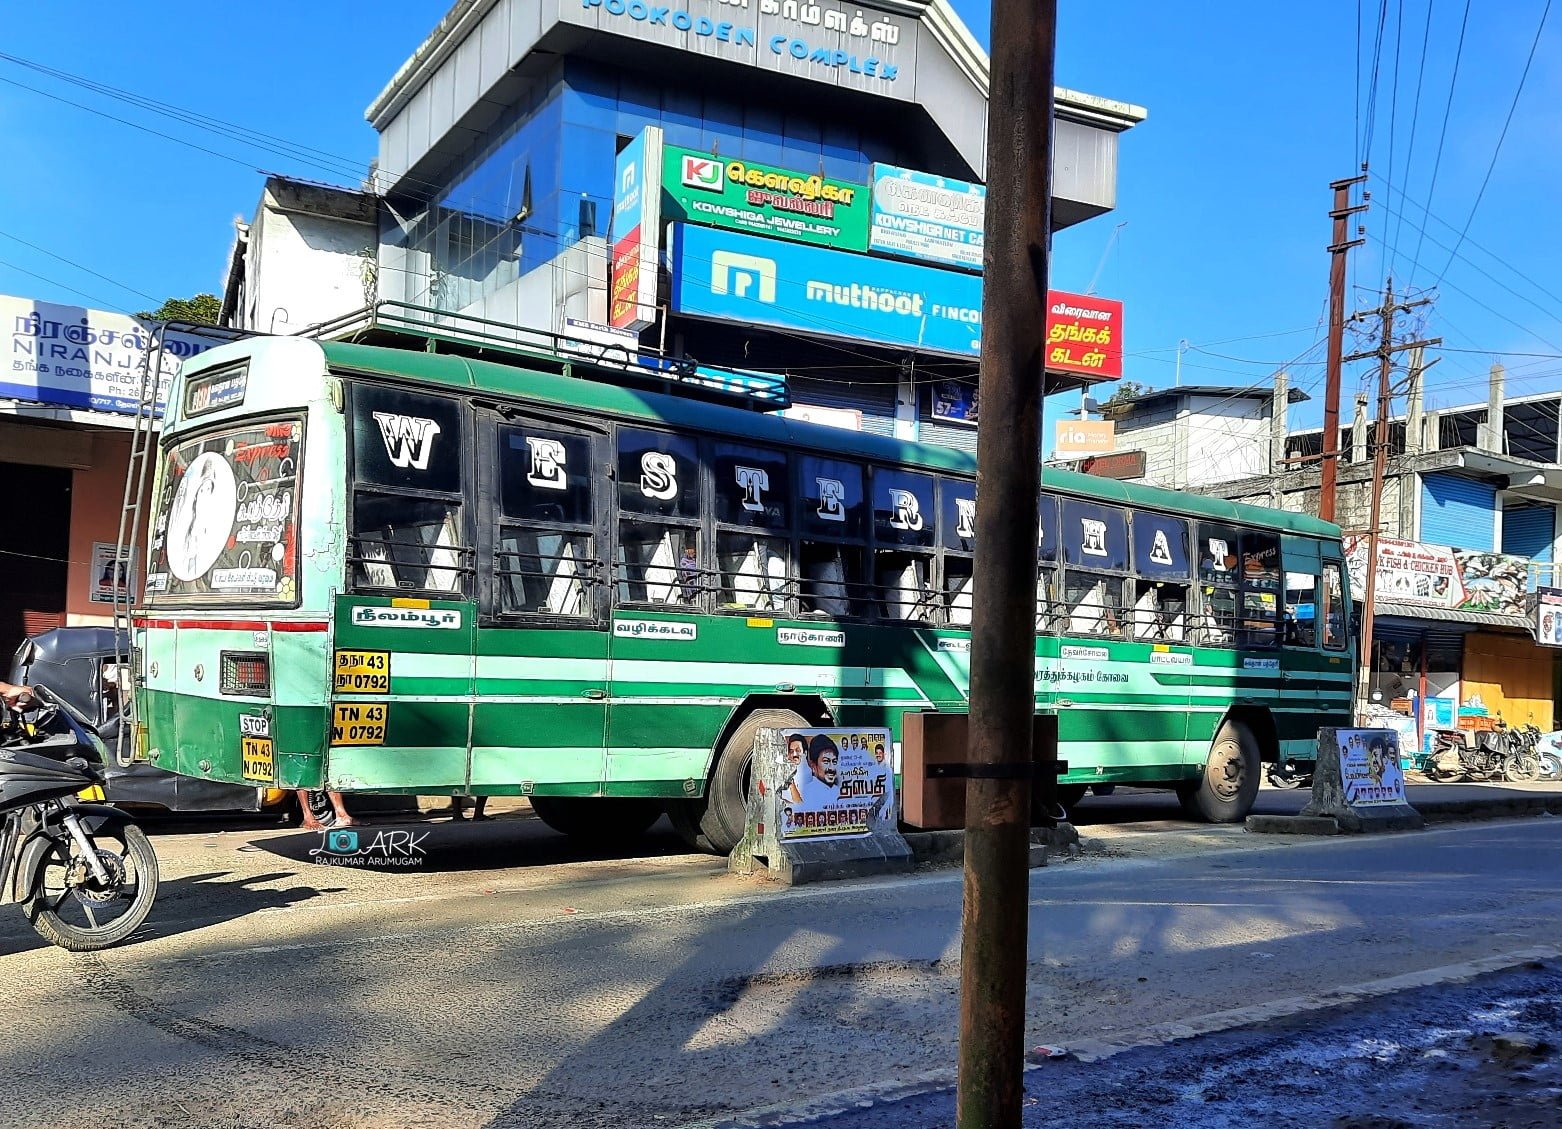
[609,227,643,329]
[1077,450,1146,480]
[1045,291,1123,381]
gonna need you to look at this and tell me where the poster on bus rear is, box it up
[777,728,895,841]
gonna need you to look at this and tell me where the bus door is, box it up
[474,412,610,796]
[339,383,477,792]
[1123,510,1195,773]
[603,428,709,797]
[1279,537,1327,760]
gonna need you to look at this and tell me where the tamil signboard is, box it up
[1333,729,1407,807]
[1046,292,1123,382]
[1537,587,1562,646]
[609,126,664,331]
[1344,536,1529,618]
[868,163,984,270]
[664,146,870,250]
[2,295,217,416]
[669,223,982,357]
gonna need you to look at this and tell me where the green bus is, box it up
[132,335,1353,851]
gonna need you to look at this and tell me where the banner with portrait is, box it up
[776,727,896,841]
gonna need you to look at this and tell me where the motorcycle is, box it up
[1,686,159,951]
[1534,730,1562,782]
[1266,758,1313,790]
[1424,725,1540,784]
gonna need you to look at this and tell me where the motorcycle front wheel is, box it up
[22,822,159,952]
[1504,753,1542,784]
[1538,751,1562,781]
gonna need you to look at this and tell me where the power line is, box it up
[0,255,132,313]
[1430,0,1552,287]
[1406,0,1471,293]
[0,228,159,304]
[1386,0,1435,282]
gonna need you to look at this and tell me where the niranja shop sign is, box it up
[2,295,217,416]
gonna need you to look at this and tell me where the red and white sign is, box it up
[1045,291,1123,381]
[609,127,664,331]
[1344,536,1464,608]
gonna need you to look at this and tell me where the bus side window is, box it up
[1321,562,1348,650]
[1129,511,1192,642]
[1193,524,1241,647]
[1061,500,1129,638]
[939,478,977,627]
[496,424,597,617]
[1035,495,1059,631]
[798,456,867,619]
[711,443,791,613]
[349,385,471,596]
[1284,572,1319,646]
[616,429,702,608]
[1240,532,1281,648]
[872,468,937,623]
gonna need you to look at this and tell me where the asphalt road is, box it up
[2,807,1560,1128]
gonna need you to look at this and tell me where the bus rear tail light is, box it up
[220,652,271,695]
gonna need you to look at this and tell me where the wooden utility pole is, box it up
[1345,279,1439,718]
[957,0,1055,1122]
[1320,175,1368,524]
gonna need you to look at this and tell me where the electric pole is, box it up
[959,0,1055,1123]
[1320,175,1368,524]
[1345,279,1440,718]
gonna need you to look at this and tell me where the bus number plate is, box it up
[241,736,275,783]
[334,649,390,694]
[331,703,388,746]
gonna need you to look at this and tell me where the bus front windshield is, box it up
[144,418,305,606]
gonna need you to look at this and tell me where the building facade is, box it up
[1195,366,1562,745]
[222,0,1143,442]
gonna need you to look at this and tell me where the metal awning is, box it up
[1375,600,1533,633]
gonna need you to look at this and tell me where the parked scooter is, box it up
[1,686,159,951]
[1532,730,1562,782]
[1424,723,1541,784]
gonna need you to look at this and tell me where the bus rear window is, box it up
[145,419,304,605]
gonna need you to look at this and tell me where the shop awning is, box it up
[1374,599,1533,633]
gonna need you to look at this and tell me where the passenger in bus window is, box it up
[678,543,700,602]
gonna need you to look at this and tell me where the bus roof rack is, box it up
[294,301,791,413]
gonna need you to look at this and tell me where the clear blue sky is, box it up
[2,2,1558,427]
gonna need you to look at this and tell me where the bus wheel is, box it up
[670,707,810,856]
[529,796,662,841]
[1178,719,1260,823]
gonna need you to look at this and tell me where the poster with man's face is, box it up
[779,727,895,841]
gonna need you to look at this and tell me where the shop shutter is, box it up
[1501,502,1554,564]
[921,416,979,454]
[1419,472,1496,551]
[787,375,898,438]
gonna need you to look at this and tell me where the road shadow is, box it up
[0,867,345,957]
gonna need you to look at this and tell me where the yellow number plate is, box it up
[241,736,275,783]
[331,702,388,746]
[334,649,390,693]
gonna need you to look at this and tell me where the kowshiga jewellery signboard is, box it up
[663,146,871,250]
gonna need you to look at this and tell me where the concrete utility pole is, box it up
[1345,279,1439,717]
[1320,175,1368,524]
[957,0,1055,1122]
[1269,370,1290,473]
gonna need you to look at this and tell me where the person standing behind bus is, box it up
[296,789,355,831]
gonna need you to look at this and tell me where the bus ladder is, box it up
[110,321,259,767]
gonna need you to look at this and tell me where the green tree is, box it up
[1101,380,1148,417]
[136,293,222,324]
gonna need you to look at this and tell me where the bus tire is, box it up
[1177,719,1261,823]
[529,796,662,841]
[671,707,810,856]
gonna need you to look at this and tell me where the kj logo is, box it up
[681,155,724,191]
[310,827,431,868]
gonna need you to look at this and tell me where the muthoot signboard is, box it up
[2,295,216,415]
[669,223,982,357]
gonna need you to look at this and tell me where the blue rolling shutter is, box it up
[1419,472,1496,550]
[1502,503,1555,563]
